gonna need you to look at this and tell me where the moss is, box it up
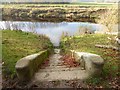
[16,50,50,81]
[2,30,53,78]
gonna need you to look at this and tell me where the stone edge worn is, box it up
[15,50,50,81]
[70,50,104,76]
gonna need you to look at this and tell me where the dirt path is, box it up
[29,49,89,88]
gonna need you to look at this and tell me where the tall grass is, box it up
[97,5,118,33]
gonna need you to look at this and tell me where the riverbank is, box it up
[2,30,53,88]
[60,34,119,88]
[1,4,114,22]
[1,3,119,89]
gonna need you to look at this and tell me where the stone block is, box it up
[15,50,50,81]
[72,51,104,76]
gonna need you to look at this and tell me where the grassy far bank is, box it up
[2,30,53,79]
[1,3,116,22]
[60,34,119,88]
[2,2,115,8]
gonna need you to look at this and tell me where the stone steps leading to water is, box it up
[34,69,88,82]
[39,67,82,72]
[32,49,88,82]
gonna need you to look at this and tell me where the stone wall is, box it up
[70,50,104,76]
[15,49,51,81]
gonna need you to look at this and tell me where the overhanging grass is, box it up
[2,30,53,78]
[60,34,119,87]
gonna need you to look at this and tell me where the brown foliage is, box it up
[61,54,80,68]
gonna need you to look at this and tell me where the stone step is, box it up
[54,49,61,54]
[41,65,67,69]
[46,63,64,67]
[34,69,88,82]
[39,67,82,72]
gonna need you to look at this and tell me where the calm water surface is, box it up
[0,21,108,46]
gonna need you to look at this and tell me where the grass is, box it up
[1,3,115,9]
[60,34,119,88]
[2,30,53,78]
[71,2,114,7]
[2,2,115,6]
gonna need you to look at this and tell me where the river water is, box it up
[0,21,108,46]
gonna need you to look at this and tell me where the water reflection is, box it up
[0,21,108,46]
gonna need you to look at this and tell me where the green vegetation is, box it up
[1,2,119,88]
[2,30,53,78]
[60,34,119,87]
[71,2,114,7]
[2,2,115,8]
